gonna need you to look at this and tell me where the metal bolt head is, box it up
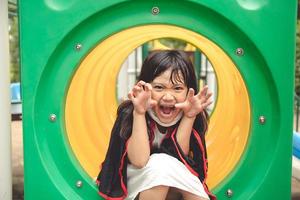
[76,180,83,188]
[75,43,82,51]
[235,48,244,56]
[152,7,160,15]
[259,116,266,124]
[226,189,233,197]
[49,114,56,122]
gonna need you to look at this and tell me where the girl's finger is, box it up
[128,92,134,100]
[132,85,142,94]
[175,102,187,109]
[137,81,146,90]
[201,92,213,102]
[206,92,213,99]
[144,83,152,92]
[202,100,213,109]
[198,85,209,97]
[136,80,146,86]
[199,93,212,105]
[187,88,195,99]
[198,92,212,103]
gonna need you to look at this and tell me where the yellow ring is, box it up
[65,25,250,188]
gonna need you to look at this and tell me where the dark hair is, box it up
[118,50,209,139]
[138,50,198,92]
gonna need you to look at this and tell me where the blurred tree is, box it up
[159,38,187,50]
[8,0,19,83]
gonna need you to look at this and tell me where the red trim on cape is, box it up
[150,122,173,147]
[192,129,217,200]
[170,128,199,177]
[98,191,126,200]
[118,140,129,197]
[97,141,129,200]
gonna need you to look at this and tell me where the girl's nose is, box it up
[162,92,175,101]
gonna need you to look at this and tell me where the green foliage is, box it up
[9,16,19,82]
[9,0,19,83]
[158,38,187,49]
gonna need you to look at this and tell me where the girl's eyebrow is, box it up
[173,83,185,86]
[151,82,164,85]
[173,83,185,85]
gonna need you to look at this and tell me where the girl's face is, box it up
[151,69,188,124]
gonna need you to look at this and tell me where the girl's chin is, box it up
[157,117,175,124]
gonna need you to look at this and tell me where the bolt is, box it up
[76,180,83,188]
[152,7,160,15]
[49,114,56,122]
[235,48,244,56]
[226,189,233,197]
[75,43,82,51]
[259,116,266,124]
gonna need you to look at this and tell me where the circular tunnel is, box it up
[29,1,287,199]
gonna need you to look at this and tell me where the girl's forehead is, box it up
[152,69,185,85]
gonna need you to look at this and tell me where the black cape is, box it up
[96,103,216,200]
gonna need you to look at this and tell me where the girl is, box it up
[97,50,216,200]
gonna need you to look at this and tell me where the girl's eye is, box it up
[154,85,163,90]
[174,86,184,91]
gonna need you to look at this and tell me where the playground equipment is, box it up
[293,131,300,180]
[19,1,297,199]
[10,82,22,119]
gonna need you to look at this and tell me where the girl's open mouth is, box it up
[159,105,176,116]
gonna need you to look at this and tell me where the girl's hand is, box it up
[175,85,213,118]
[128,81,157,115]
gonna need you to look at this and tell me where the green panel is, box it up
[19,0,297,199]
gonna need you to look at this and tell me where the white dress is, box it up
[125,128,210,200]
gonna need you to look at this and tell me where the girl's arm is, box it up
[127,111,150,168]
[176,116,196,155]
[127,81,157,168]
[175,86,212,155]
